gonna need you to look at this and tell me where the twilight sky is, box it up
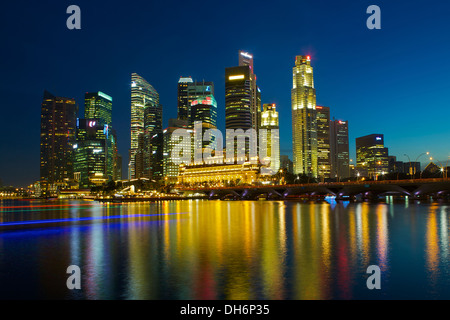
[1,0,449,186]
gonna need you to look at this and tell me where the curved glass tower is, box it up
[129,73,160,179]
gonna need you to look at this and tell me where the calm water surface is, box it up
[0,199,449,300]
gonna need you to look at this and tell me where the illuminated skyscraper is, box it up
[84,92,112,125]
[186,80,214,126]
[238,51,261,131]
[40,91,78,193]
[330,119,350,180]
[191,95,218,163]
[316,106,331,179]
[129,73,160,179]
[74,119,110,188]
[177,76,193,122]
[225,65,252,130]
[260,103,280,174]
[135,102,163,180]
[291,55,318,177]
[163,118,190,182]
[356,134,389,179]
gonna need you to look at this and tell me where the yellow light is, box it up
[229,75,245,80]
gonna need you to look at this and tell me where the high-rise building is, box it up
[330,119,350,180]
[186,80,214,126]
[225,51,261,163]
[316,106,331,179]
[84,92,112,125]
[163,119,190,182]
[115,153,122,180]
[238,51,261,132]
[177,77,193,122]
[291,55,318,177]
[225,66,252,130]
[74,119,111,188]
[129,73,160,179]
[142,103,163,180]
[40,91,78,193]
[356,134,389,179]
[260,103,280,174]
[280,155,294,174]
[191,95,218,164]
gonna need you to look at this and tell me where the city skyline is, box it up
[1,1,450,186]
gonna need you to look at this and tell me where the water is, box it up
[0,198,449,300]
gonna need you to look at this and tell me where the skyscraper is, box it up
[330,119,350,180]
[177,77,193,122]
[129,73,160,179]
[238,51,261,132]
[316,106,331,179]
[291,55,318,177]
[74,119,110,188]
[225,65,253,131]
[260,103,280,174]
[356,134,389,179]
[163,118,190,182]
[187,80,214,126]
[40,90,78,193]
[191,95,218,164]
[280,155,294,174]
[84,92,112,125]
[136,101,163,180]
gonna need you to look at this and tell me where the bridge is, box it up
[177,178,450,200]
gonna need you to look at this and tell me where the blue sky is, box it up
[1,0,449,186]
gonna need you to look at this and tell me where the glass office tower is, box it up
[129,73,160,179]
[291,55,318,177]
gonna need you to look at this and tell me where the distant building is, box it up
[404,162,421,176]
[134,98,163,180]
[74,119,114,188]
[260,103,280,174]
[423,162,441,176]
[187,80,214,126]
[129,73,160,179]
[388,156,405,174]
[191,95,218,164]
[280,155,293,174]
[330,119,350,179]
[40,90,78,194]
[356,134,389,179]
[177,76,193,122]
[84,91,112,126]
[316,106,331,179]
[163,119,190,182]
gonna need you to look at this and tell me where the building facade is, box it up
[40,90,78,193]
[177,76,193,122]
[291,55,318,177]
[186,80,214,127]
[260,103,280,174]
[356,134,389,179]
[330,119,350,180]
[316,106,331,179]
[163,119,190,182]
[129,73,160,179]
[74,119,112,187]
[84,91,112,126]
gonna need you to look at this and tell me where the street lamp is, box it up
[429,156,450,180]
[404,152,429,179]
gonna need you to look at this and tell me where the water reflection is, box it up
[0,200,449,299]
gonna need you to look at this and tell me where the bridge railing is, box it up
[176,178,450,191]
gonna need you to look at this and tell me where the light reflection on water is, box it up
[0,199,449,300]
